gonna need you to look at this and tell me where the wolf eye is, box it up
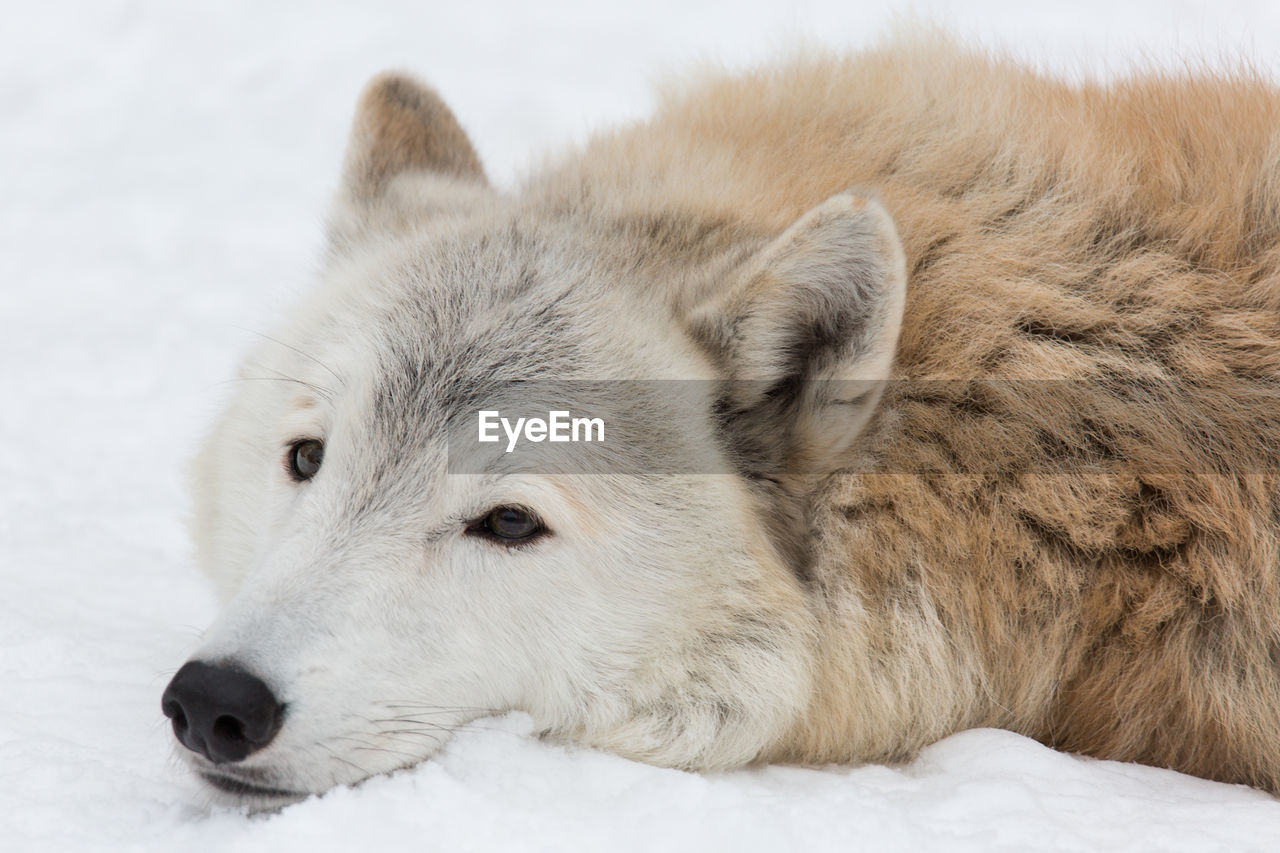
[468,506,547,545]
[287,439,324,482]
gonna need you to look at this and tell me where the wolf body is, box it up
[167,38,1280,803]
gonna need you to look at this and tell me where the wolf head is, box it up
[163,73,907,807]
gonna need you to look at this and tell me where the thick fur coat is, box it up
[172,37,1280,803]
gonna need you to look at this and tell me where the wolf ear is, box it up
[328,74,489,252]
[341,73,487,201]
[688,193,907,485]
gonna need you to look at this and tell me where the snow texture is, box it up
[5,1,1280,850]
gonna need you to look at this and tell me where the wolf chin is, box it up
[163,36,1280,808]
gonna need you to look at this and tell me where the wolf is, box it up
[162,37,1280,807]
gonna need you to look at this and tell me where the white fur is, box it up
[174,68,908,807]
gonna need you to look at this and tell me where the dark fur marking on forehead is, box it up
[367,275,592,451]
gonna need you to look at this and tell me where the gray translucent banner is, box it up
[443,379,1280,475]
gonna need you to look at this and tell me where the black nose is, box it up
[161,661,284,764]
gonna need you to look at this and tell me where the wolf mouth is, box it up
[199,771,303,800]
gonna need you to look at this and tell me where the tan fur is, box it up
[513,37,1280,789]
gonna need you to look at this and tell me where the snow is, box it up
[4,0,1280,849]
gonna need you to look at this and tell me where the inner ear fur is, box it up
[340,72,487,204]
[688,192,907,485]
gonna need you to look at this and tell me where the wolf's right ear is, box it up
[328,74,489,252]
[340,73,487,201]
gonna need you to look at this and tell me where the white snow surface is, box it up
[6,0,1280,850]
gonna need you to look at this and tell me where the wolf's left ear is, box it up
[688,193,907,484]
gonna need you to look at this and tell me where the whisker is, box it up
[375,718,522,736]
[350,745,425,758]
[237,327,346,388]
[260,365,336,399]
[377,704,503,714]
[334,729,444,758]
[226,376,336,401]
[371,712,460,722]
[320,744,371,777]
[447,721,523,735]
[373,727,449,739]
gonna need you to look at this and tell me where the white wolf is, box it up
[164,38,1280,806]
